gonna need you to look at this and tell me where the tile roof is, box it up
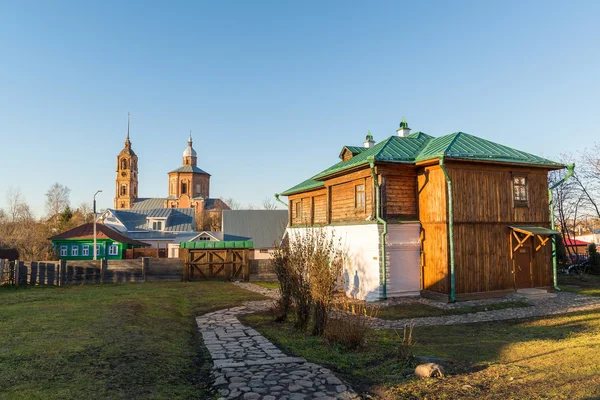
[281,131,563,196]
[168,165,210,174]
[48,223,148,246]
[222,210,288,248]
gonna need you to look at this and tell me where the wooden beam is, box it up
[535,235,550,252]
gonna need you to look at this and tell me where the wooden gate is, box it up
[182,248,250,281]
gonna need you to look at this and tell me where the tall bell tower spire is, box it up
[114,112,139,209]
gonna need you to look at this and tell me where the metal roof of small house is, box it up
[222,210,288,249]
[168,165,210,174]
[48,223,148,246]
[109,208,196,232]
[132,198,167,210]
[281,129,563,196]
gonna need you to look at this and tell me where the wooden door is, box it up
[515,247,532,288]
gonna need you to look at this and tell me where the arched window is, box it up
[121,158,128,170]
[181,182,188,194]
[185,159,189,165]
[121,184,127,196]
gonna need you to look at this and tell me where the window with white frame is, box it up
[71,245,79,256]
[152,221,163,231]
[96,244,102,256]
[82,245,89,256]
[60,245,67,257]
[108,244,119,256]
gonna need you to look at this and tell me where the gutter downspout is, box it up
[549,164,575,292]
[439,157,456,302]
[274,194,290,246]
[367,156,387,300]
[274,193,288,209]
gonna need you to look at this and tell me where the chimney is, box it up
[363,130,376,148]
[396,117,411,137]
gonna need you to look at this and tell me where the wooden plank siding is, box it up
[447,162,553,294]
[417,166,449,294]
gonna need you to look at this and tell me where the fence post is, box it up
[100,259,107,284]
[182,249,189,282]
[14,260,20,286]
[243,249,249,281]
[60,260,67,286]
[142,257,149,282]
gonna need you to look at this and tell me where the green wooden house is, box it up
[49,223,147,260]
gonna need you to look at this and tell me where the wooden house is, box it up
[279,119,565,301]
[49,223,147,260]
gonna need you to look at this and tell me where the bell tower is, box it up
[114,113,139,209]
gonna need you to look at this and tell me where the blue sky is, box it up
[0,0,599,216]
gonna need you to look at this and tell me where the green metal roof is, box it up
[281,130,564,196]
[415,132,563,167]
[180,240,253,249]
[312,133,432,180]
[509,226,560,235]
[280,176,324,196]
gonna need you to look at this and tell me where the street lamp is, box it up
[93,190,103,260]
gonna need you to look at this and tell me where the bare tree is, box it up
[221,197,242,210]
[45,183,71,223]
[262,197,279,210]
[7,187,24,222]
[6,187,33,222]
[76,202,94,223]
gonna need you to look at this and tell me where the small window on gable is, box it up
[198,236,211,241]
[513,175,528,206]
[355,184,365,209]
[295,201,302,220]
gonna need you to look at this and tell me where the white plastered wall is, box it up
[287,224,383,302]
[385,223,421,297]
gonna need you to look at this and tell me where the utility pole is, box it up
[93,190,103,260]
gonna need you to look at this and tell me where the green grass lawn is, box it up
[0,282,264,400]
[250,281,279,290]
[559,273,600,297]
[242,309,600,399]
[376,300,529,320]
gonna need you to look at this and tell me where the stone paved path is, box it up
[197,306,359,400]
[233,282,600,329]
[372,292,600,329]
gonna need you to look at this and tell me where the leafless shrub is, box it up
[395,321,416,361]
[325,297,380,350]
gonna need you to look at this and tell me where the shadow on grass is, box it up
[242,308,600,400]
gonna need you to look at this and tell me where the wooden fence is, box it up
[123,248,167,259]
[182,248,250,281]
[0,258,184,286]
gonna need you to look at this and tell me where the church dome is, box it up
[183,131,197,158]
[183,145,197,158]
